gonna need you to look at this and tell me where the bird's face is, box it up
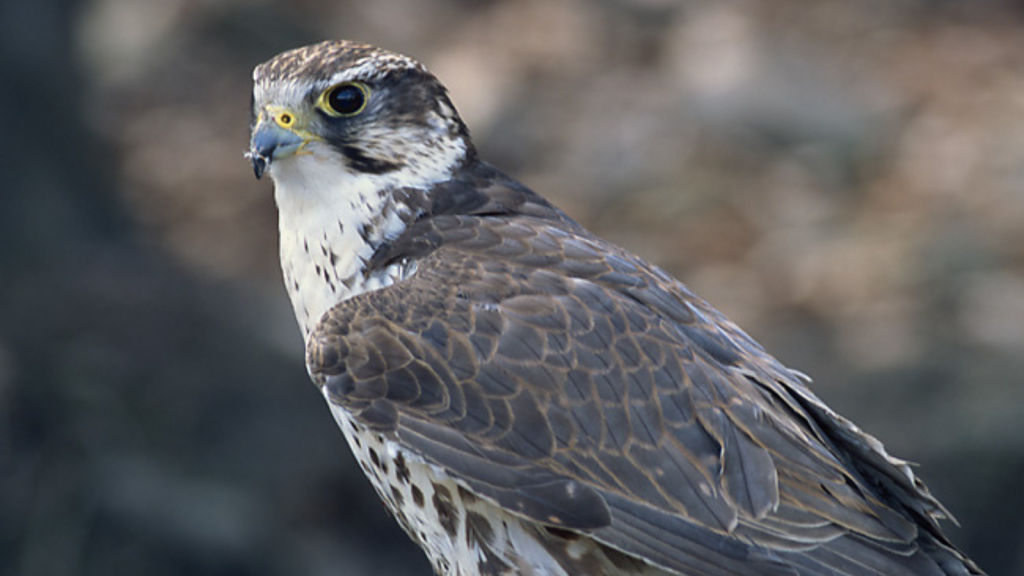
[249,41,474,336]
[248,40,474,190]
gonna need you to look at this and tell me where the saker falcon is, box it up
[246,40,984,576]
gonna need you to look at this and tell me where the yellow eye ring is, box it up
[318,82,370,117]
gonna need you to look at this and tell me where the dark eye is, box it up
[321,82,369,116]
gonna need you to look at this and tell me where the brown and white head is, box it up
[248,40,474,336]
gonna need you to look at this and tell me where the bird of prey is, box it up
[247,40,983,576]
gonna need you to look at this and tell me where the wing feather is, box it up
[306,168,978,575]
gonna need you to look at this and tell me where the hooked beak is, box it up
[247,118,306,179]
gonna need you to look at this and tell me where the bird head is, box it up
[247,40,475,188]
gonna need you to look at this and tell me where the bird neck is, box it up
[271,153,423,340]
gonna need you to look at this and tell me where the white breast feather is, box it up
[269,135,463,340]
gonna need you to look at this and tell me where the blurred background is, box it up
[3,0,1023,574]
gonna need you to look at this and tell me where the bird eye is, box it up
[320,82,369,117]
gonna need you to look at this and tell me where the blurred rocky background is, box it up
[3,0,1023,574]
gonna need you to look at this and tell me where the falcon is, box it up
[247,40,983,576]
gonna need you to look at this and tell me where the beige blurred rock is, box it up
[959,271,1024,351]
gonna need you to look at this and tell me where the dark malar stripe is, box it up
[339,144,402,174]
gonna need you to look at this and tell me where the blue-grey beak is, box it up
[248,120,305,179]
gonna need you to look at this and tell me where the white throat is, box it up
[269,142,457,341]
[270,153,410,340]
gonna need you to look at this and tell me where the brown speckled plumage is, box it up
[305,161,981,575]
[254,40,425,87]
[252,40,984,576]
